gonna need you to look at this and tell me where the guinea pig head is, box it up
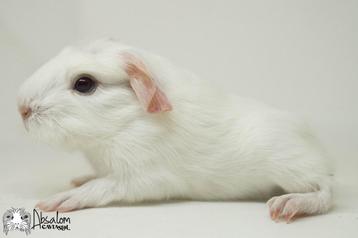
[17,41,172,148]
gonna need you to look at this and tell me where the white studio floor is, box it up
[0,144,357,238]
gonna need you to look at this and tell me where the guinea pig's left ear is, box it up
[121,52,172,113]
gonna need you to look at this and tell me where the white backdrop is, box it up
[0,1,357,237]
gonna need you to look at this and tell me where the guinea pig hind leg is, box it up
[266,181,332,223]
[70,175,97,187]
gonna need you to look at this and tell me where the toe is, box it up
[56,197,81,212]
[36,192,73,212]
[266,196,277,207]
[36,201,60,212]
[268,195,291,221]
[284,211,297,223]
[281,199,301,223]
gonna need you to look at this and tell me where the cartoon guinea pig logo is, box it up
[3,208,31,235]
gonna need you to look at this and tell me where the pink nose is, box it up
[19,105,32,120]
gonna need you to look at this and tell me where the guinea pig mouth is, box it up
[23,108,50,131]
[26,110,68,139]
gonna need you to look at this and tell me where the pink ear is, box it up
[122,53,172,113]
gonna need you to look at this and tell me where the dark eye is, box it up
[6,215,11,219]
[23,215,28,219]
[73,76,97,94]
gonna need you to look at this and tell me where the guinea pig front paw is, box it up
[36,177,119,212]
[36,190,83,212]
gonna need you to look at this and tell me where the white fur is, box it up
[18,39,332,221]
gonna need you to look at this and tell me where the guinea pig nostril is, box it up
[19,105,32,120]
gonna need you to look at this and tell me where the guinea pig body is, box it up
[18,39,332,222]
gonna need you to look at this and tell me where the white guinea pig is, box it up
[17,39,332,222]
